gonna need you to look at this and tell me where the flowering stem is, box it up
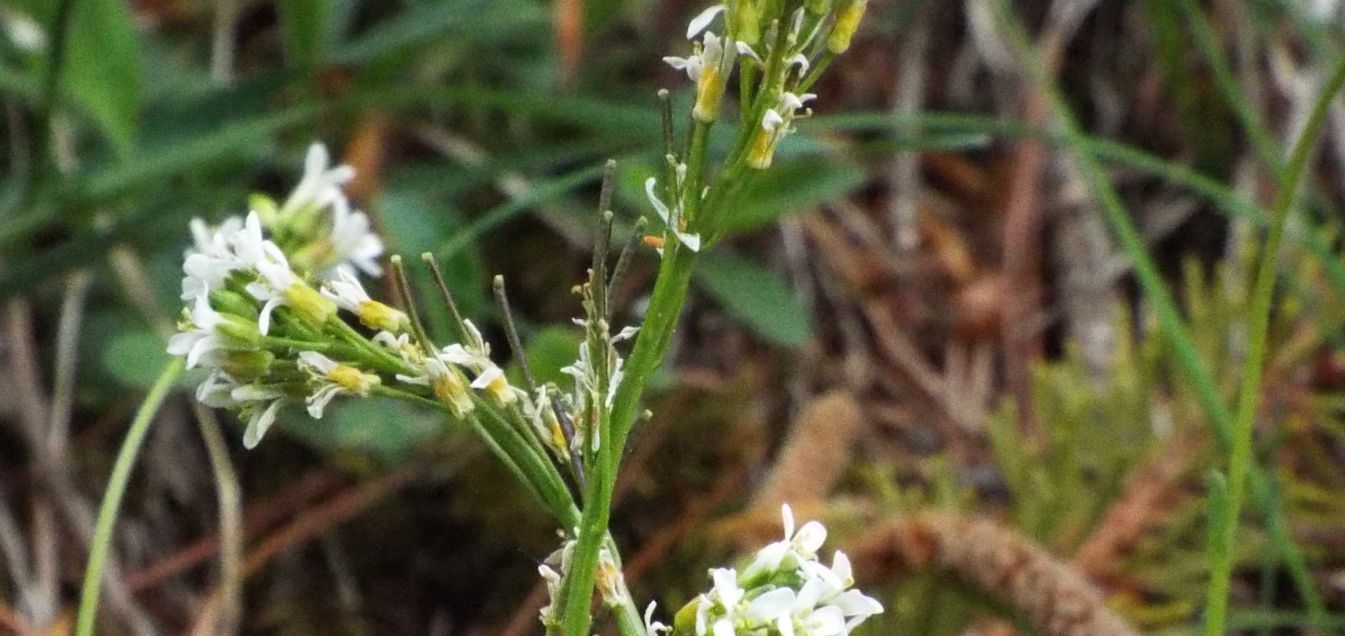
[558,246,698,636]
[1203,52,1345,636]
[77,357,185,636]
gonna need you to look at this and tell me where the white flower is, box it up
[168,294,237,368]
[644,177,701,252]
[245,242,299,335]
[440,320,520,405]
[196,369,241,408]
[180,215,249,299]
[297,351,380,418]
[282,142,355,216]
[664,32,730,83]
[320,268,374,310]
[742,504,828,581]
[744,584,846,636]
[800,553,884,631]
[321,270,407,331]
[696,568,744,636]
[397,352,475,416]
[233,384,286,449]
[245,241,337,333]
[326,198,384,278]
[686,4,726,39]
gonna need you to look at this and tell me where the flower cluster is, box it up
[169,143,567,452]
[667,505,882,636]
[648,0,868,253]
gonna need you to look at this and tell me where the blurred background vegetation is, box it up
[4,0,1345,633]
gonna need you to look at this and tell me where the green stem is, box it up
[557,244,698,636]
[1204,51,1345,636]
[76,357,185,636]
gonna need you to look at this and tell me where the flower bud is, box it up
[746,125,780,169]
[218,349,275,382]
[248,193,280,227]
[730,0,761,46]
[328,364,381,395]
[432,368,475,417]
[694,64,726,123]
[826,0,867,54]
[673,599,700,633]
[284,282,338,326]
[354,299,410,333]
[210,289,258,320]
[215,313,262,347]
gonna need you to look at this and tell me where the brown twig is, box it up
[1071,430,1204,580]
[849,513,1137,636]
[127,469,341,591]
[191,465,421,632]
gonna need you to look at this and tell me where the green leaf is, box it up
[284,398,445,465]
[65,0,142,152]
[100,326,199,391]
[694,252,811,348]
[519,326,583,388]
[718,157,867,235]
[277,0,334,68]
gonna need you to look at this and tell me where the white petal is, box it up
[644,177,672,223]
[795,520,828,553]
[186,335,223,370]
[298,351,338,373]
[830,590,884,617]
[306,384,342,418]
[762,109,785,132]
[803,606,845,635]
[243,400,282,449]
[711,619,734,636]
[788,53,810,75]
[257,297,281,336]
[677,231,702,252]
[831,551,853,585]
[167,331,200,357]
[781,503,796,539]
[797,576,825,610]
[743,541,788,580]
[745,588,794,621]
[735,42,762,62]
[686,5,725,39]
[471,364,504,390]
